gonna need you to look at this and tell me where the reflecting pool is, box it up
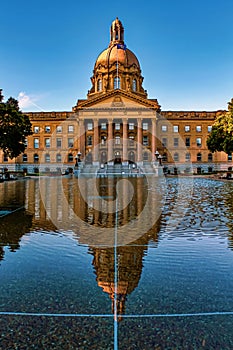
[0,176,233,349]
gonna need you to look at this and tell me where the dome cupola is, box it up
[87,18,147,99]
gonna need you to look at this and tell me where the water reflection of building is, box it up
[25,177,162,246]
[90,221,160,321]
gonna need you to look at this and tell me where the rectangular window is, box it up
[87,122,93,130]
[68,125,74,133]
[45,138,51,148]
[56,125,62,133]
[184,125,190,132]
[174,138,179,147]
[173,125,179,133]
[115,123,121,130]
[143,135,148,145]
[185,137,190,147]
[208,125,212,133]
[129,123,134,130]
[142,122,148,130]
[101,123,107,130]
[56,138,62,148]
[162,138,167,147]
[24,138,28,148]
[34,138,39,149]
[196,125,202,132]
[34,126,39,133]
[45,126,51,133]
[196,137,202,146]
[68,138,74,148]
[115,136,120,144]
[161,125,167,132]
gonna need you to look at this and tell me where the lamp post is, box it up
[74,152,81,168]
[158,154,163,166]
[155,150,159,161]
[77,151,81,162]
[74,155,78,168]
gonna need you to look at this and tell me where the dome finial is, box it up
[110,17,124,46]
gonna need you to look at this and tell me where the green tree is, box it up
[0,89,32,159]
[207,98,233,154]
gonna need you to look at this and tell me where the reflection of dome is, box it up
[87,17,147,99]
[90,221,160,321]
[95,46,140,70]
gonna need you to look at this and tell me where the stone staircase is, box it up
[76,162,163,177]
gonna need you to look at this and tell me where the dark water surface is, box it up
[0,176,233,349]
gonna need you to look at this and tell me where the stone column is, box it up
[123,119,128,162]
[137,118,142,163]
[93,119,99,164]
[108,119,113,162]
[151,119,156,159]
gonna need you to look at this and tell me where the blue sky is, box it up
[1,0,233,112]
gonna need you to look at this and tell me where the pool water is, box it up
[0,176,233,349]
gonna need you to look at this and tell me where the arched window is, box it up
[174,152,179,162]
[114,77,120,89]
[197,153,202,161]
[97,79,102,91]
[34,154,39,163]
[45,153,50,163]
[208,153,213,162]
[56,154,62,162]
[22,154,28,162]
[132,79,137,91]
[143,151,149,161]
[185,152,191,161]
[68,153,73,162]
[128,151,135,163]
[101,151,107,163]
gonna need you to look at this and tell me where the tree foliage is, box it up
[207,98,233,154]
[0,89,32,159]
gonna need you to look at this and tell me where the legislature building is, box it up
[1,18,232,175]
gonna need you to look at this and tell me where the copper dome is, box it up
[95,45,140,69]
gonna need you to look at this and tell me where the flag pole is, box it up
[117,45,119,88]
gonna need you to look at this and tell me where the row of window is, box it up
[86,122,149,131]
[33,125,75,134]
[33,138,74,149]
[162,137,203,147]
[161,125,212,133]
[97,78,137,91]
[163,153,233,162]
[87,135,148,146]
[33,135,207,149]
[18,153,76,163]
[34,122,150,134]
[33,123,213,135]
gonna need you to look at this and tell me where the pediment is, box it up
[74,90,160,111]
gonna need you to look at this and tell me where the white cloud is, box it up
[18,91,44,111]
